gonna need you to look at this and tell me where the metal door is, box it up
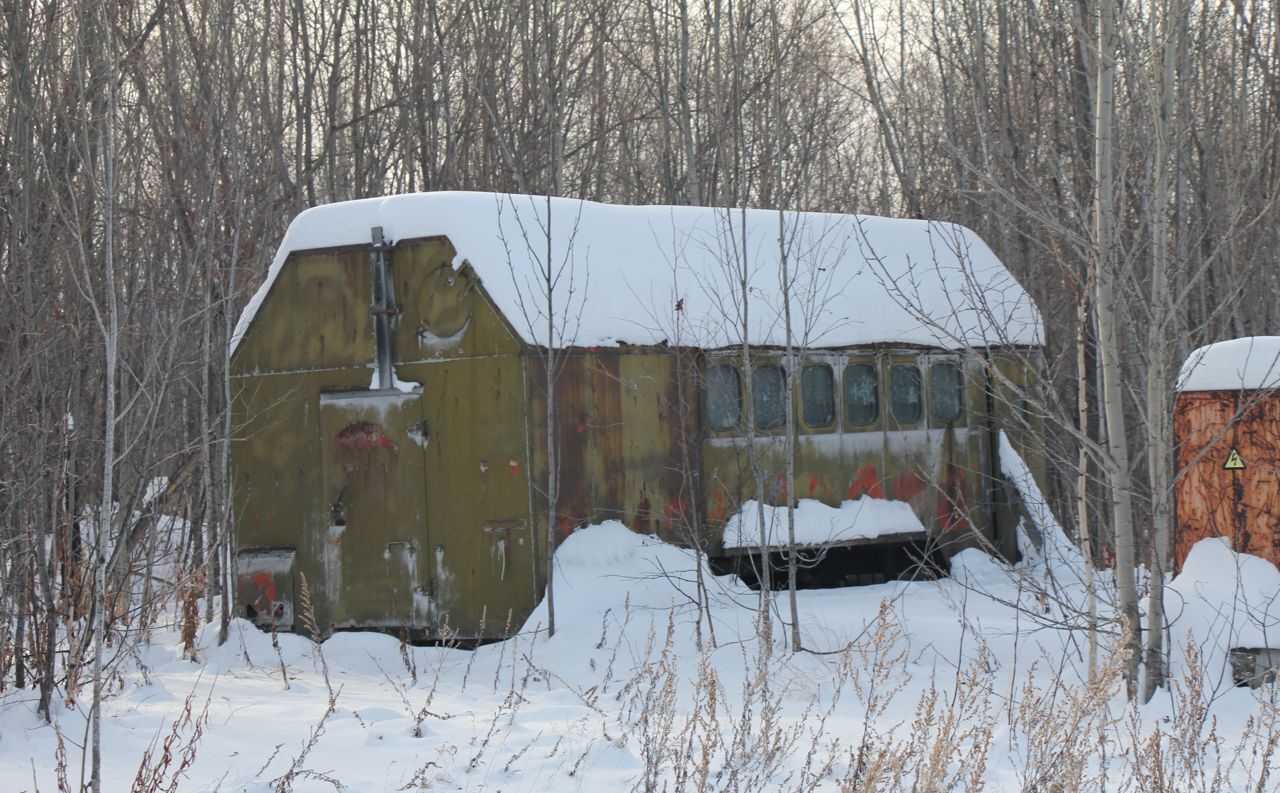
[319,389,432,630]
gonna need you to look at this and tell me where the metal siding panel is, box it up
[1176,390,1280,570]
[233,248,374,375]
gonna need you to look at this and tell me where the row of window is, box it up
[706,360,965,432]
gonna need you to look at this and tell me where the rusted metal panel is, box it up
[527,348,693,545]
[1175,390,1280,571]
[236,549,297,628]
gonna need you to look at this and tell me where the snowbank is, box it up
[10,527,1280,791]
[232,192,1042,354]
[1176,336,1280,392]
[519,520,754,641]
[721,496,925,549]
[1167,537,1280,683]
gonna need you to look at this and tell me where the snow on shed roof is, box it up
[1177,337,1280,392]
[231,192,1041,354]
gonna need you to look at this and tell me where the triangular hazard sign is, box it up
[1224,447,1246,470]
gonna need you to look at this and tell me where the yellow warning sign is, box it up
[1224,447,1246,471]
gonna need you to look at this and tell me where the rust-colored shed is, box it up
[1175,337,1280,570]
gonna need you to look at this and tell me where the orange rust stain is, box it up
[848,465,884,500]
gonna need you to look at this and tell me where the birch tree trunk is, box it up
[1076,289,1099,679]
[1092,0,1141,696]
[91,3,120,785]
[544,193,558,639]
[772,4,801,653]
[1141,0,1180,703]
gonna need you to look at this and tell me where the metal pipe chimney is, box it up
[370,226,394,390]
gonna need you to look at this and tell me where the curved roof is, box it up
[232,192,1042,354]
[1177,337,1280,392]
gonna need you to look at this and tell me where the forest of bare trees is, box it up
[2,0,1278,743]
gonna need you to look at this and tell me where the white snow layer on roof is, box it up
[1176,336,1280,392]
[231,192,1042,354]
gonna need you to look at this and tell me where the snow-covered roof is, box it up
[1177,337,1280,392]
[231,192,1042,354]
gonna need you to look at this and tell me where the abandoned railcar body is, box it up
[230,192,1045,638]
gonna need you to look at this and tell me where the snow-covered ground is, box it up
[4,520,1279,792]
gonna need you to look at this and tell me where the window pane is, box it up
[843,363,878,425]
[706,365,741,430]
[753,365,786,430]
[1014,392,1032,429]
[890,364,922,424]
[930,363,964,423]
[801,364,835,428]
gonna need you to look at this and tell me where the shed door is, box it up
[319,390,432,629]
[418,358,539,638]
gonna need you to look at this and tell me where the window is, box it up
[706,364,741,430]
[843,363,878,425]
[801,364,835,428]
[1014,392,1032,430]
[753,364,786,430]
[930,362,964,423]
[890,364,922,424]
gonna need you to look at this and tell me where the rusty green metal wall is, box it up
[232,237,538,639]
[525,347,702,547]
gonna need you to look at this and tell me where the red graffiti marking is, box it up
[708,488,727,523]
[893,470,927,513]
[335,421,398,452]
[251,572,277,603]
[848,465,885,500]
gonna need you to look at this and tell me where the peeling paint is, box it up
[336,421,399,451]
